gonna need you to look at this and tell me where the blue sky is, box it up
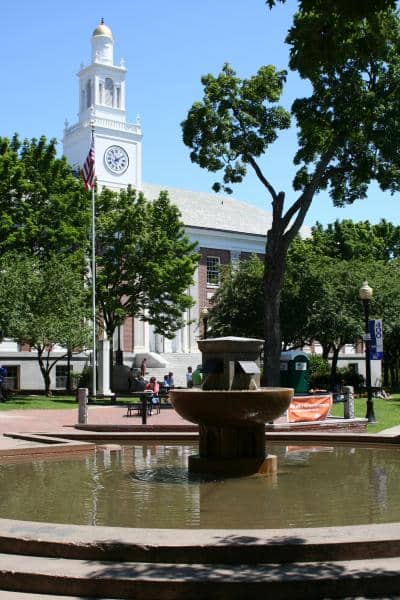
[2,0,399,227]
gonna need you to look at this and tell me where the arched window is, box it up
[86,79,92,108]
[105,77,114,106]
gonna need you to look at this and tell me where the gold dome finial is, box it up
[92,19,113,38]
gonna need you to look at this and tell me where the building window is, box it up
[99,82,103,104]
[56,365,72,389]
[116,86,121,108]
[1,365,19,391]
[86,79,92,108]
[206,256,220,286]
[105,77,114,106]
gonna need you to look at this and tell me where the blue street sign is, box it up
[369,319,384,360]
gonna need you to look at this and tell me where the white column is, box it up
[182,314,189,353]
[189,264,199,352]
[97,339,112,395]
[163,336,173,353]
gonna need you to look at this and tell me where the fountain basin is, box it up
[170,387,293,475]
[1,433,400,597]
[169,388,293,428]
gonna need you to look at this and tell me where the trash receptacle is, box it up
[192,365,203,387]
[280,351,310,394]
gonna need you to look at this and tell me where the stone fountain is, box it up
[170,336,293,476]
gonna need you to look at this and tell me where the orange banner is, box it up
[287,395,332,423]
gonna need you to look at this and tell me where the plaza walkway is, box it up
[1,402,400,452]
[0,404,190,451]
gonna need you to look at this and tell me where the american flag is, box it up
[82,133,95,190]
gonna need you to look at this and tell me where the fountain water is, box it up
[170,336,293,476]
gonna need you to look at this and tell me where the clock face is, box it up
[104,145,129,174]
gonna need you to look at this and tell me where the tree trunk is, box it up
[109,336,114,390]
[322,345,331,361]
[262,226,287,386]
[37,350,52,397]
[383,360,389,388]
[330,346,341,387]
[66,350,72,394]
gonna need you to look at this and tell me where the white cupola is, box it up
[91,19,114,65]
[63,20,142,192]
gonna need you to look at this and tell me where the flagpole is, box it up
[90,122,97,398]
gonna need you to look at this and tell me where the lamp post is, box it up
[200,307,209,339]
[359,281,376,423]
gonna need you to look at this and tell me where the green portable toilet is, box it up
[280,351,310,394]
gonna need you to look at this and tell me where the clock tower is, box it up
[63,20,142,190]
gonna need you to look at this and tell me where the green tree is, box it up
[266,1,395,10]
[208,224,400,387]
[0,254,90,395]
[182,6,400,385]
[304,221,400,386]
[0,135,90,258]
[209,254,264,339]
[95,187,199,364]
[311,220,400,262]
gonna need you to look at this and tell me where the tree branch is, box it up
[246,155,279,203]
[281,140,340,246]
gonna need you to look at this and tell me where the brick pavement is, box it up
[0,404,192,451]
[0,404,189,436]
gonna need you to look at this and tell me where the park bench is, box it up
[125,391,161,417]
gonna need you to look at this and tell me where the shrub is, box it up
[309,355,331,390]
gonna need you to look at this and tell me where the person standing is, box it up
[165,372,174,388]
[140,358,147,378]
[186,366,193,388]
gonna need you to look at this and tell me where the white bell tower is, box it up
[63,20,142,191]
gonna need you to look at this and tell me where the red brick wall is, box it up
[198,248,231,310]
[123,316,134,352]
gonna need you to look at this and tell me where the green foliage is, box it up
[309,354,330,376]
[208,221,400,386]
[182,63,291,195]
[0,135,90,258]
[286,2,398,79]
[76,365,92,390]
[209,254,264,338]
[0,253,90,395]
[311,220,400,261]
[266,0,395,10]
[96,186,199,340]
[182,4,400,384]
[290,8,400,204]
[308,355,331,391]
[337,366,365,391]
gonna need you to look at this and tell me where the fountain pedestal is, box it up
[190,423,277,476]
[170,337,293,477]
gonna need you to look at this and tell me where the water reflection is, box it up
[0,443,399,529]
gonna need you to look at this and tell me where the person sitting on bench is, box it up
[145,377,160,413]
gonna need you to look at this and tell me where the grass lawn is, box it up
[0,394,78,410]
[0,394,155,411]
[330,393,400,433]
[1,392,399,433]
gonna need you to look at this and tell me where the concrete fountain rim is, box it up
[0,430,399,558]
